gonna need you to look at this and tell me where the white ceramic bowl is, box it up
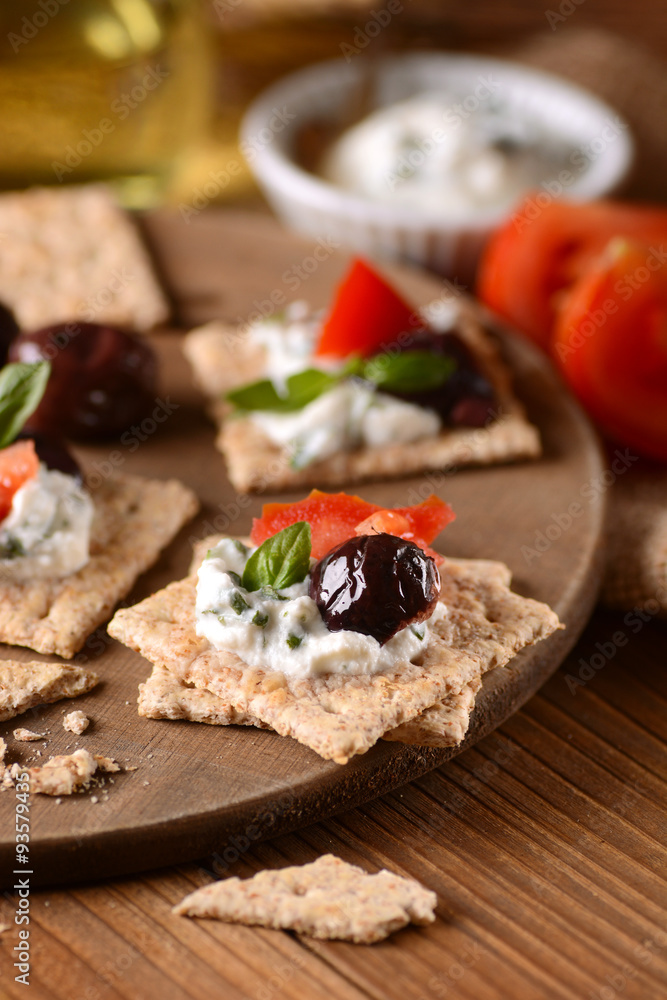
[240,53,634,281]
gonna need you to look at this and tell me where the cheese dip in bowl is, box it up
[241,53,633,281]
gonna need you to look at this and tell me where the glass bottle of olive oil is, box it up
[0,0,212,206]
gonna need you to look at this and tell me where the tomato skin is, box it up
[0,439,40,522]
[553,239,667,461]
[250,490,455,561]
[477,197,667,348]
[314,258,420,359]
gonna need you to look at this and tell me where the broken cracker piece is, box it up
[0,473,198,658]
[0,661,99,721]
[93,754,120,773]
[109,543,561,764]
[13,728,45,742]
[173,854,437,943]
[27,748,97,796]
[0,184,169,330]
[63,710,89,735]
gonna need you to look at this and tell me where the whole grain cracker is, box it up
[138,663,268,729]
[184,305,541,493]
[138,661,479,749]
[109,550,561,764]
[63,710,89,735]
[173,853,437,943]
[382,679,481,748]
[0,473,198,658]
[0,661,99,721]
[0,184,169,330]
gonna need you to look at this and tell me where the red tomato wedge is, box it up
[314,258,420,359]
[0,439,40,522]
[477,197,667,348]
[553,239,667,461]
[250,490,455,561]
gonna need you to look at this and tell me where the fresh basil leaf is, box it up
[0,361,50,449]
[242,521,311,592]
[362,351,456,394]
[226,369,339,414]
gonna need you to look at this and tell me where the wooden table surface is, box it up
[1,608,665,999]
[0,207,666,995]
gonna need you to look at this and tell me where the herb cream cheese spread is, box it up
[0,466,94,581]
[244,301,444,469]
[195,537,444,680]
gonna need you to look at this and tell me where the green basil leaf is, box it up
[242,521,311,592]
[0,361,51,449]
[362,351,456,394]
[226,368,339,414]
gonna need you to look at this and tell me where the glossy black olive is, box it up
[309,533,440,645]
[387,328,497,428]
[9,322,158,441]
[0,301,20,366]
[15,430,81,479]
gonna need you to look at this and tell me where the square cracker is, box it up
[109,547,561,764]
[0,474,199,659]
[183,304,541,493]
[173,853,437,943]
[0,661,98,721]
[0,184,169,330]
[138,662,479,749]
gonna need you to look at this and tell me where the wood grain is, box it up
[1,614,665,1000]
[0,211,605,884]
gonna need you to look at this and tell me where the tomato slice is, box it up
[0,439,40,522]
[250,490,455,561]
[553,239,667,461]
[314,257,420,359]
[477,197,667,348]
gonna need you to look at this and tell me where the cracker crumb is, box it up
[13,728,46,742]
[63,710,89,735]
[173,854,437,944]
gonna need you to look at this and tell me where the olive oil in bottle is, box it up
[0,0,213,206]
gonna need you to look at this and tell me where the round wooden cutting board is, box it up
[0,211,606,887]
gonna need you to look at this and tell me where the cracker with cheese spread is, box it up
[184,298,540,494]
[0,474,198,658]
[109,547,560,764]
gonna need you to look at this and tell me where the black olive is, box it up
[309,533,440,645]
[0,301,20,365]
[15,430,81,479]
[9,322,158,441]
[383,328,497,428]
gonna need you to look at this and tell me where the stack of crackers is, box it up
[109,537,561,764]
